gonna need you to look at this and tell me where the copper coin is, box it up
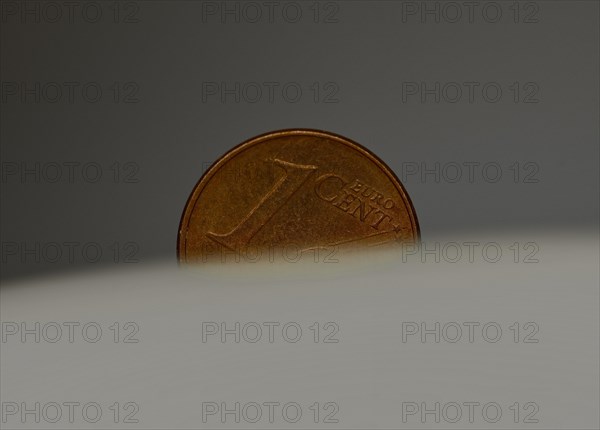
[178,129,419,264]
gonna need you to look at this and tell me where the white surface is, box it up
[1,231,599,429]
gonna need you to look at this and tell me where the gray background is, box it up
[1,0,598,280]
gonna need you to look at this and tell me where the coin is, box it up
[178,129,419,264]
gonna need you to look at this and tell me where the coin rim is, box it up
[177,129,421,262]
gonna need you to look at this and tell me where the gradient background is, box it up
[1,1,599,428]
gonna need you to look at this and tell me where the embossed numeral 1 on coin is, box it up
[206,159,317,250]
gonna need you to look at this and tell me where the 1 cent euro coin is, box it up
[178,129,420,264]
